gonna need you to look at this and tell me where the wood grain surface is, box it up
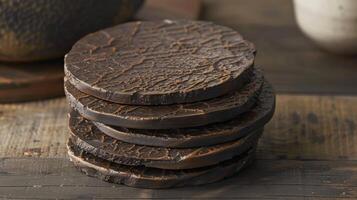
[0,158,356,199]
[0,94,356,161]
[0,99,68,158]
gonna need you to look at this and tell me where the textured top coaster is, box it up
[94,82,275,148]
[67,140,256,189]
[65,68,263,129]
[69,110,262,169]
[65,20,256,105]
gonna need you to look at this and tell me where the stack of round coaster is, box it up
[64,20,275,189]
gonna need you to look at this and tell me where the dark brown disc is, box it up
[68,110,262,170]
[67,140,256,189]
[0,60,64,103]
[64,20,256,105]
[94,82,275,148]
[65,68,263,129]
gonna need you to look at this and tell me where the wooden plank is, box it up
[0,95,356,161]
[259,94,357,160]
[203,0,357,95]
[0,158,356,199]
[0,98,69,158]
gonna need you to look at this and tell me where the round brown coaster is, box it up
[65,68,263,129]
[0,60,64,103]
[94,82,275,148]
[64,20,256,105]
[68,110,262,170]
[67,140,256,189]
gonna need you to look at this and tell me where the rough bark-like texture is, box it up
[68,110,262,170]
[94,82,275,147]
[68,141,256,189]
[65,68,263,129]
[65,20,256,105]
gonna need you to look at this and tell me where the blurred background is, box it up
[200,0,357,95]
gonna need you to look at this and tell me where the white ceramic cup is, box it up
[293,0,357,54]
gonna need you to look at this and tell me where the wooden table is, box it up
[1,0,357,199]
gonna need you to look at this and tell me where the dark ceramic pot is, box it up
[0,0,143,62]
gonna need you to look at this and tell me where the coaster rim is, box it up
[67,140,256,189]
[93,81,275,147]
[68,110,263,170]
[64,68,263,129]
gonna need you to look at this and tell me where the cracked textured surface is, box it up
[65,68,263,129]
[65,20,256,105]
[95,82,275,148]
[67,140,256,188]
[68,111,262,169]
